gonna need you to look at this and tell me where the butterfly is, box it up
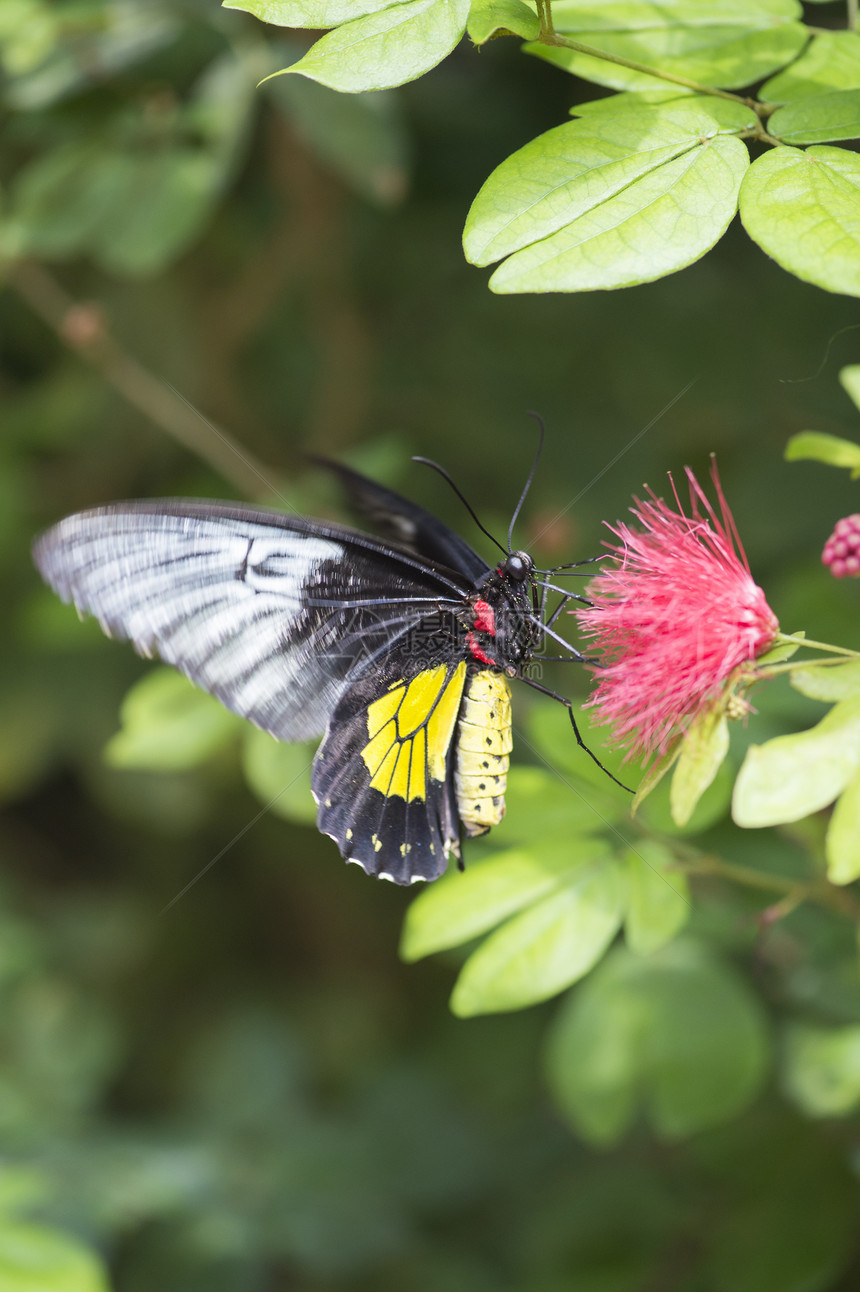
[32,442,619,885]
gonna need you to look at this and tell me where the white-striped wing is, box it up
[33,501,467,741]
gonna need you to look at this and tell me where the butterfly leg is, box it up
[543,593,575,631]
[518,675,633,792]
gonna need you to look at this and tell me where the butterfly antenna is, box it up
[412,456,507,557]
[507,411,546,553]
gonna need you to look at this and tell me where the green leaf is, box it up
[631,744,680,815]
[782,1021,860,1117]
[241,727,318,824]
[624,840,689,955]
[739,146,860,299]
[790,659,860,702]
[464,101,750,293]
[526,0,806,93]
[756,632,804,665]
[400,836,613,961]
[223,0,391,27]
[496,764,609,845]
[269,0,469,93]
[544,941,769,1145]
[572,89,694,117]
[770,89,860,145]
[784,430,860,476]
[467,0,539,44]
[638,748,734,835]
[466,99,753,265]
[449,857,625,1015]
[0,1218,110,1292]
[104,669,241,771]
[761,31,860,103]
[94,151,230,277]
[670,708,730,827]
[526,701,630,808]
[840,363,860,417]
[826,765,860,885]
[732,695,860,828]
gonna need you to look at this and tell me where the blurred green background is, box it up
[4,2,860,1289]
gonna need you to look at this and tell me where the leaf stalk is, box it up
[536,28,751,107]
[677,853,860,921]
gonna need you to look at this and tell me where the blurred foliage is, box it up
[5,1,860,1290]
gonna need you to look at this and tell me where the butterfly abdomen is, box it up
[454,670,512,838]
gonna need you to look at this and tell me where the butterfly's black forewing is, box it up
[33,500,472,743]
[314,459,492,586]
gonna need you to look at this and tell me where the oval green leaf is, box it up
[624,840,689,956]
[465,99,752,292]
[783,1021,860,1117]
[400,837,612,961]
[241,727,318,824]
[105,669,242,771]
[639,749,734,836]
[771,90,860,145]
[478,130,747,293]
[733,695,860,827]
[790,659,860,702]
[544,941,769,1146]
[467,0,539,44]
[756,632,804,665]
[270,0,469,93]
[784,430,860,476]
[572,89,695,118]
[527,0,806,93]
[449,858,625,1015]
[739,146,860,298]
[826,765,860,885]
[223,0,393,27]
[497,765,608,845]
[670,708,730,827]
[761,30,860,103]
[840,363,860,417]
[0,1218,110,1292]
[631,744,680,815]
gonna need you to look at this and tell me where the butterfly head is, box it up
[500,550,534,583]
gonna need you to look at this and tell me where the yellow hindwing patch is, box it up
[361,662,466,801]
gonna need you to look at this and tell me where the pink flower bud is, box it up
[823,515,860,578]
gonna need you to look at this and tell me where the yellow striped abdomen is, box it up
[455,670,512,837]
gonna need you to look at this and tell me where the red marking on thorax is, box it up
[466,630,494,666]
[473,600,496,636]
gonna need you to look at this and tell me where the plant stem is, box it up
[740,127,783,148]
[678,853,860,920]
[8,260,281,500]
[538,31,751,106]
[775,633,860,657]
[535,0,553,37]
[760,655,860,679]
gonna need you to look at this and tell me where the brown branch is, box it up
[8,260,282,500]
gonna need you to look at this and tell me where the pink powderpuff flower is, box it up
[822,515,860,578]
[574,463,779,762]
